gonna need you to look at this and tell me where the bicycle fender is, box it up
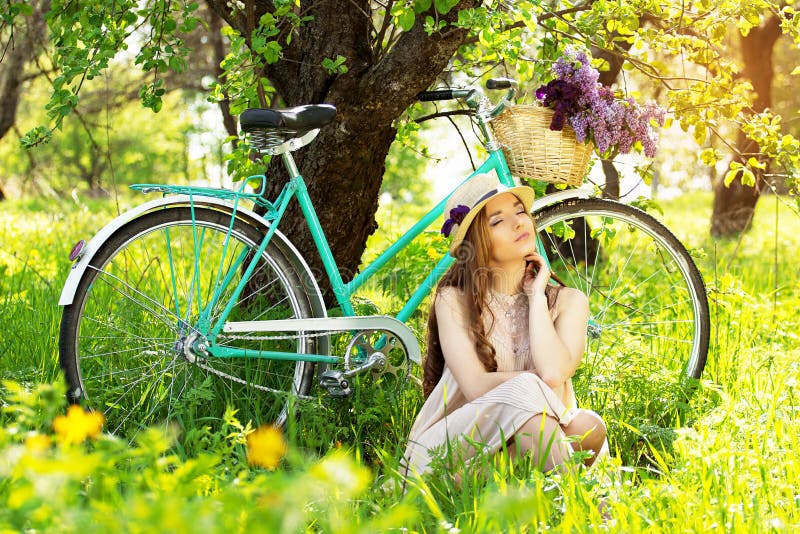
[58,196,323,308]
[531,185,593,213]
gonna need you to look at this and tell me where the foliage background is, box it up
[1,190,800,531]
[3,0,800,531]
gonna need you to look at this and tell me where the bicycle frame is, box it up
[328,150,516,321]
[197,146,517,363]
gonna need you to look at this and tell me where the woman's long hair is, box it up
[421,207,564,399]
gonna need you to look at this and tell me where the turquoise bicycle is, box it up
[58,80,710,437]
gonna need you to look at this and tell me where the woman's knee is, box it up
[568,409,606,440]
[516,415,569,456]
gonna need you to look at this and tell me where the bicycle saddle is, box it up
[239,104,337,134]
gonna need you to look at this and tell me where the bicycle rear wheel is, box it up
[59,207,325,438]
[534,199,709,402]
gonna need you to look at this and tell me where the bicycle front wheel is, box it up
[59,207,325,438]
[534,199,709,400]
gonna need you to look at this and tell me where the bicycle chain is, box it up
[218,329,343,342]
[207,329,344,400]
[211,328,411,396]
[194,359,315,400]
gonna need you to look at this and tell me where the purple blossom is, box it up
[534,46,666,158]
[441,204,470,237]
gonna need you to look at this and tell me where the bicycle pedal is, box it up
[319,370,351,397]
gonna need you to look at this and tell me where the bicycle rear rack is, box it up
[131,181,280,219]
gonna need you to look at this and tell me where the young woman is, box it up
[403,173,606,476]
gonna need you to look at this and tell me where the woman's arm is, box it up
[523,256,590,390]
[435,288,527,401]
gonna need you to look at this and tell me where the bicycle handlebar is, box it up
[417,78,517,118]
[416,89,474,102]
[486,78,515,90]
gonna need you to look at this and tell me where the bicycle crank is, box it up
[321,330,411,397]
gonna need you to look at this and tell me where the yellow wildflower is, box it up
[25,434,51,453]
[426,247,438,260]
[52,405,105,444]
[246,425,287,470]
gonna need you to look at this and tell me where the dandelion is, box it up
[246,425,287,470]
[52,405,105,445]
[426,247,438,260]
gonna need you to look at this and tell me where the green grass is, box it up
[1,191,800,531]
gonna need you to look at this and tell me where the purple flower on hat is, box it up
[441,204,470,237]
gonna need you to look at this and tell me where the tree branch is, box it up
[447,115,476,171]
[360,1,481,124]
[459,2,597,47]
[373,0,396,61]
[413,109,473,123]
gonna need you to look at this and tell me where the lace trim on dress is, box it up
[484,290,532,372]
[483,285,564,372]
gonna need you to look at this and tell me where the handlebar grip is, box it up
[417,90,456,102]
[486,78,515,90]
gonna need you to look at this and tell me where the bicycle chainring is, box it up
[343,330,411,386]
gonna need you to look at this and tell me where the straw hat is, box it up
[441,173,535,257]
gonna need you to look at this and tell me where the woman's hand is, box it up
[523,252,550,298]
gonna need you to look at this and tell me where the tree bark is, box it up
[207,9,238,139]
[710,16,782,237]
[205,0,479,303]
[0,0,50,141]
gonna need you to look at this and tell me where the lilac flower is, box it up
[535,47,666,158]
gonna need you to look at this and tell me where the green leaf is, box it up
[434,0,459,15]
[163,18,177,33]
[723,169,738,187]
[693,124,707,145]
[521,11,537,32]
[414,0,432,14]
[260,12,276,26]
[740,168,756,187]
[700,148,719,166]
[168,56,184,73]
[263,41,282,64]
[321,55,348,75]
[20,126,53,148]
[399,9,415,31]
[630,196,663,215]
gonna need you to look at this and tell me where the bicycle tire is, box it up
[534,198,709,396]
[59,207,324,437]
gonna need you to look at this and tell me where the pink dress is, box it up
[403,286,578,474]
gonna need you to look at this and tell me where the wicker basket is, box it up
[492,105,593,186]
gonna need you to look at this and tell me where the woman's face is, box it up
[484,192,536,267]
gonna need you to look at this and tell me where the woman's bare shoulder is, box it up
[435,286,470,330]
[554,286,589,315]
[436,286,467,309]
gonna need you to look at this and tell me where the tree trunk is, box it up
[208,9,238,139]
[592,40,631,198]
[206,0,479,303]
[710,16,782,237]
[0,0,50,141]
[600,159,619,199]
